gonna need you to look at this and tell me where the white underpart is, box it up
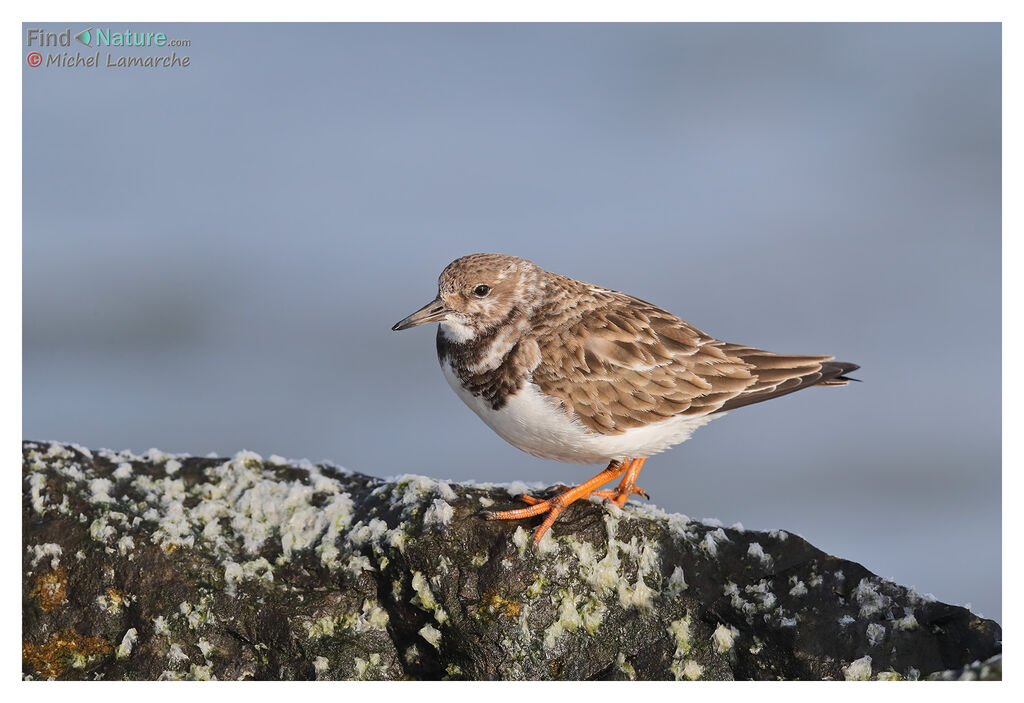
[442,359,721,465]
[439,319,475,344]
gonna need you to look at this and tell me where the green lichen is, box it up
[616,652,636,680]
[411,571,448,625]
[668,612,693,658]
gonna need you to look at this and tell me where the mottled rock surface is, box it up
[23,441,1001,681]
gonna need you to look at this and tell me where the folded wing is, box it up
[530,290,858,435]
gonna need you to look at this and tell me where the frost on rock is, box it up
[21,442,1002,681]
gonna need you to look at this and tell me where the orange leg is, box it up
[484,459,636,544]
[591,457,649,507]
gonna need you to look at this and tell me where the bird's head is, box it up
[392,253,541,342]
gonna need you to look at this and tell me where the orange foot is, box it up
[483,457,649,544]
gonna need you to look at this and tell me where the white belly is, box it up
[442,360,721,465]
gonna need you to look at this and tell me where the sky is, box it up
[23,23,1001,621]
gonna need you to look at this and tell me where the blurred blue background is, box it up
[23,23,1000,621]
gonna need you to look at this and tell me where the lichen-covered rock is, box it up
[22,441,1001,680]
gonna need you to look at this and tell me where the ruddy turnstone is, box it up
[393,253,858,544]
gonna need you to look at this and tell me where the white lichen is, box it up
[346,518,389,548]
[411,571,448,625]
[616,652,636,680]
[167,643,190,666]
[512,526,530,553]
[713,623,738,653]
[345,554,374,577]
[667,613,693,659]
[853,578,890,619]
[746,541,772,567]
[223,557,274,595]
[701,528,729,557]
[28,542,63,568]
[843,655,873,681]
[115,628,138,659]
[543,590,584,649]
[667,565,688,593]
[117,535,135,556]
[422,498,455,528]
[89,477,115,504]
[89,516,116,543]
[682,660,703,680]
[419,624,442,650]
[27,472,49,514]
[895,612,919,631]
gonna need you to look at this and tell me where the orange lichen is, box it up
[22,630,112,678]
[30,567,68,612]
[482,590,522,618]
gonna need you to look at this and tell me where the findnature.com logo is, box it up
[25,27,192,69]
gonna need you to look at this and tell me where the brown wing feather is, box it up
[530,289,857,434]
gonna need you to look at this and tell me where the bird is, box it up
[392,253,858,544]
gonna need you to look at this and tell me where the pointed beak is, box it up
[392,297,451,331]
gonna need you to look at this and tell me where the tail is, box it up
[818,361,861,386]
[713,348,861,413]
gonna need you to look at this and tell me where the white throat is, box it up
[439,319,476,344]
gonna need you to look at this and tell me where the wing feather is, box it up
[531,290,858,435]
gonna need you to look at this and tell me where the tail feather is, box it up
[714,356,860,413]
[819,361,861,385]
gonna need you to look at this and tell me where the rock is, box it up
[22,441,1001,680]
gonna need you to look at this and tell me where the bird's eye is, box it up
[473,284,491,297]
